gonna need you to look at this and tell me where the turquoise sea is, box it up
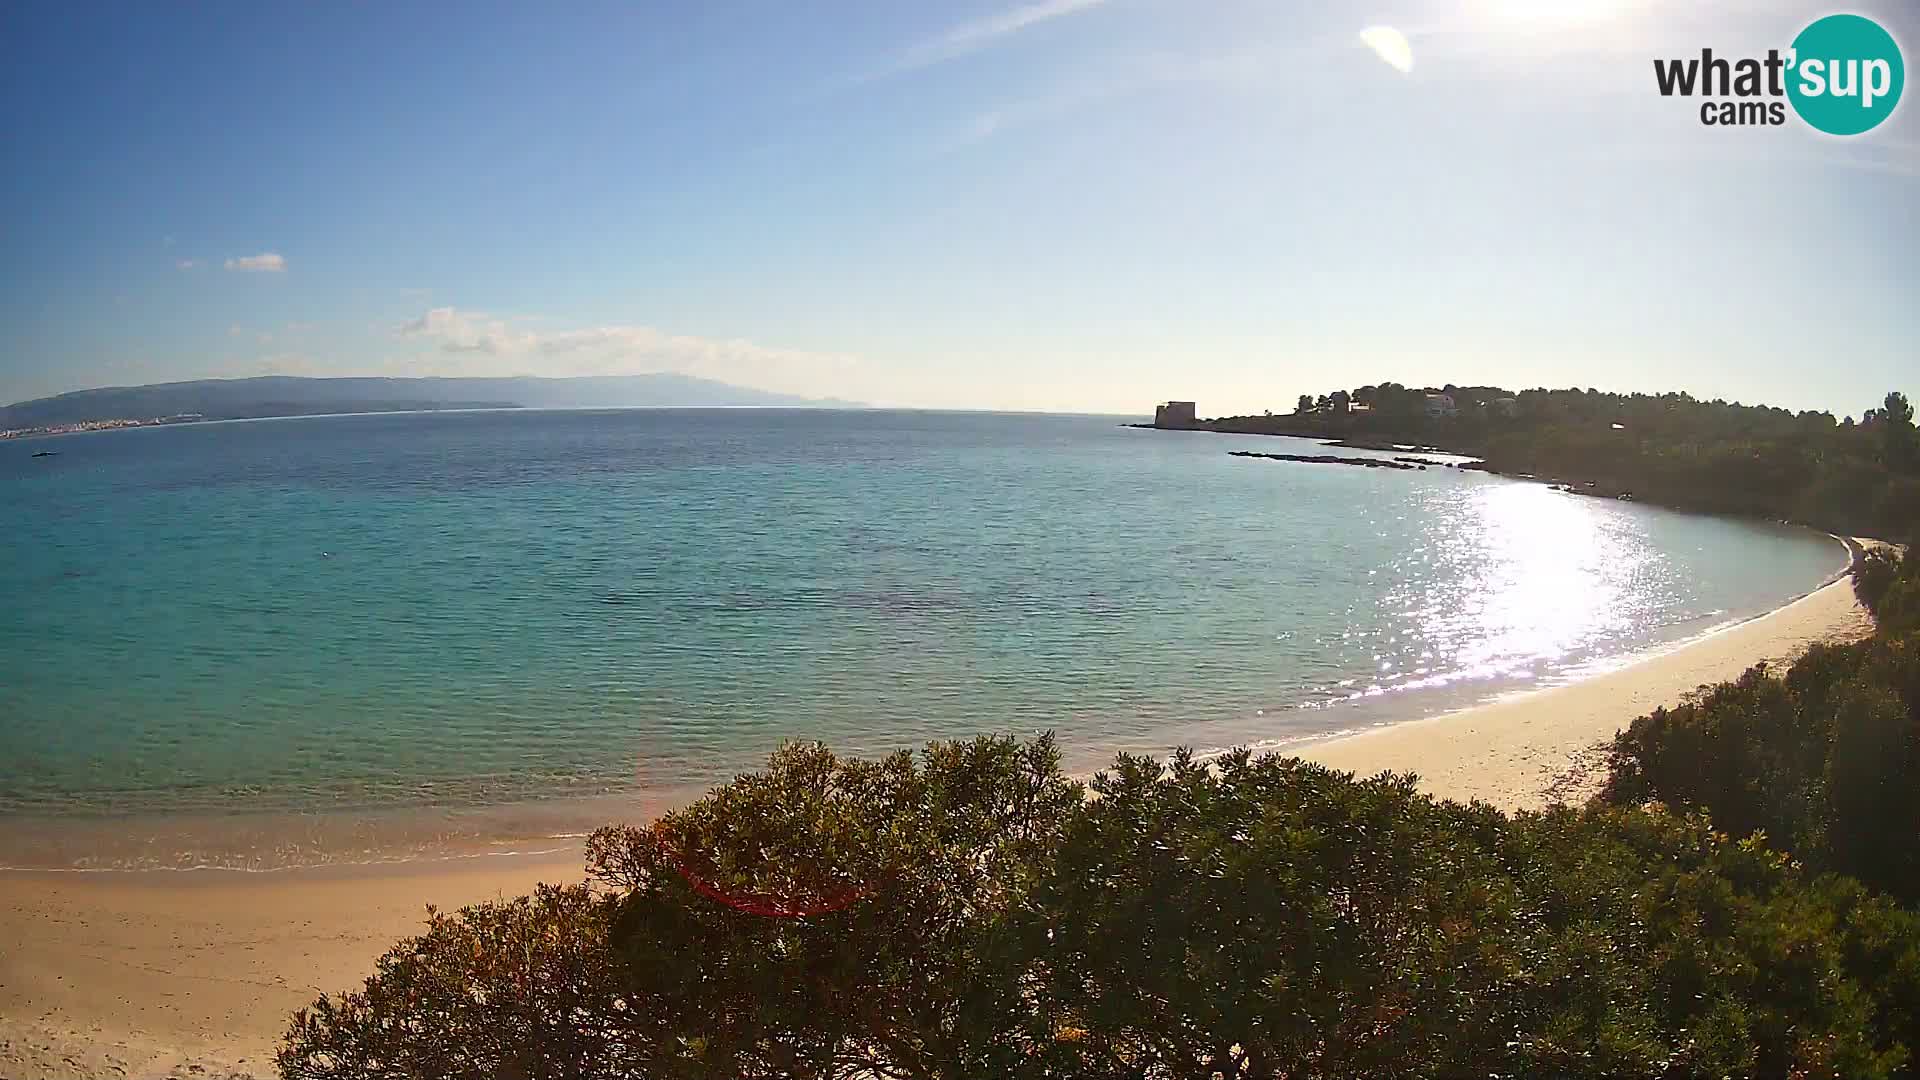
[0,409,1848,869]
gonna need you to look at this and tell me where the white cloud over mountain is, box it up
[395,307,860,390]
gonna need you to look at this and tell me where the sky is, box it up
[1,0,1915,417]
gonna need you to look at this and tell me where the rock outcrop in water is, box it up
[1228,451,1420,470]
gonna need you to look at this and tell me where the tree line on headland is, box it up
[1207,384,1920,542]
[279,385,1920,1079]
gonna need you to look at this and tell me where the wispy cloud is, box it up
[224,252,286,273]
[206,352,318,379]
[395,307,860,389]
[873,0,1110,78]
[225,324,274,344]
[1581,131,1920,181]
[175,259,200,270]
[932,34,1338,153]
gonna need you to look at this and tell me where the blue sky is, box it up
[2,0,1914,415]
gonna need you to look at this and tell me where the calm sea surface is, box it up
[0,409,1847,869]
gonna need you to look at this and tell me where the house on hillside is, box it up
[1423,392,1457,418]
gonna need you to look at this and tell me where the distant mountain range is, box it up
[0,375,862,429]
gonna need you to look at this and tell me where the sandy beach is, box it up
[0,853,585,1079]
[0,571,1877,1079]
[1298,569,1875,811]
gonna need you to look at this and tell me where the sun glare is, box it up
[1359,25,1414,74]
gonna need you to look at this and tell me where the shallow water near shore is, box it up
[0,409,1848,869]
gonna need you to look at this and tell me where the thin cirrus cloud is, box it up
[873,0,1110,78]
[174,259,200,270]
[396,307,860,383]
[224,252,286,272]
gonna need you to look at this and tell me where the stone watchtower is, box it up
[1153,401,1197,429]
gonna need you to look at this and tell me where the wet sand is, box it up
[1297,571,1874,811]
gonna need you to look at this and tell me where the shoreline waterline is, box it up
[0,532,1862,877]
[1295,547,1875,812]
[3,410,1853,865]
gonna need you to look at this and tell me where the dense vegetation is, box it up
[281,735,1920,1079]
[1605,546,1920,905]
[1216,386,1920,541]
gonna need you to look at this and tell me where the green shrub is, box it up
[281,738,1920,1079]
[1028,750,1919,1079]
[1605,549,1920,902]
[588,734,1082,1078]
[277,884,642,1079]
[1857,546,1920,636]
[1856,548,1902,618]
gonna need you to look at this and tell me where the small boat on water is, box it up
[31,450,58,457]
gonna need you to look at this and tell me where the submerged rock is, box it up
[1228,451,1419,470]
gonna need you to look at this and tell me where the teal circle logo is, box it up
[1787,14,1904,135]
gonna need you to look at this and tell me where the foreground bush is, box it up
[1036,752,1920,1079]
[283,734,1081,1080]
[1605,548,1920,901]
[589,734,1081,1078]
[278,883,641,1077]
[281,736,1920,1079]
[1857,546,1920,636]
